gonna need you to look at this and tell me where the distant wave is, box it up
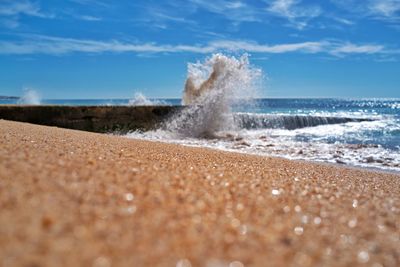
[128,92,165,106]
[17,89,41,105]
[234,113,373,130]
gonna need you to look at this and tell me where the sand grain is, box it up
[0,120,399,267]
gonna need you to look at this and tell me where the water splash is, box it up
[166,53,261,137]
[18,88,41,105]
[128,92,165,106]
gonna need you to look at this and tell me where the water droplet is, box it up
[352,199,358,208]
[176,259,192,267]
[357,250,369,263]
[301,215,308,224]
[294,226,304,235]
[120,205,137,215]
[271,189,280,196]
[125,193,134,201]
[313,217,321,225]
[283,206,290,213]
[229,261,244,267]
[294,205,302,213]
[348,218,357,228]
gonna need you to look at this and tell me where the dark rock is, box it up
[365,156,375,163]
[0,105,183,133]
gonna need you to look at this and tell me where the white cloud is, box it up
[0,35,324,55]
[0,0,53,18]
[0,0,54,29]
[68,0,111,8]
[267,0,322,29]
[0,34,395,59]
[331,43,384,55]
[268,0,298,18]
[332,17,355,25]
[368,0,400,22]
[76,15,102,21]
[188,0,261,22]
[208,40,324,53]
[369,0,400,17]
[331,0,400,22]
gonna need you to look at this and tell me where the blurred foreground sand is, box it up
[0,120,399,267]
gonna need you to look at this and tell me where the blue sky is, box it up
[0,0,399,99]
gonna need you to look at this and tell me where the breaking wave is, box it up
[128,92,166,106]
[165,53,261,137]
[126,54,400,172]
[17,88,41,105]
[234,113,373,130]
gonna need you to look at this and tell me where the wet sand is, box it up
[0,119,399,267]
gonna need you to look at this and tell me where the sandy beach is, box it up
[0,119,399,267]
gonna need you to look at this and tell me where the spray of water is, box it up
[128,92,165,106]
[18,88,41,105]
[166,53,261,137]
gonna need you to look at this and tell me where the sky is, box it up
[0,0,399,99]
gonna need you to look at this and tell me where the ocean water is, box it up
[2,54,399,172]
[127,98,400,172]
[1,97,399,172]
[132,54,400,172]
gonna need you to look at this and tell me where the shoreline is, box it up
[1,120,399,267]
[124,135,400,175]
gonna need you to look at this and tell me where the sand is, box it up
[0,119,399,267]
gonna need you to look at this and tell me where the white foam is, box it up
[128,92,165,106]
[127,113,400,172]
[18,88,41,105]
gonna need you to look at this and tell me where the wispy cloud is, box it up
[188,0,261,23]
[0,0,54,29]
[0,0,53,18]
[0,34,396,59]
[331,16,355,25]
[369,0,400,17]
[209,40,324,53]
[75,15,102,21]
[68,0,111,8]
[331,0,400,22]
[331,43,384,56]
[267,0,322,29]
[0,35,321,55]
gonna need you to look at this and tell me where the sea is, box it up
[2,97,399,172]
[2,54,399,172]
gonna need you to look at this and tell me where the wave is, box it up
[166,53,261,137]
[128,92,165,106]
[17,88,41,105]
[234,113,373,130]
